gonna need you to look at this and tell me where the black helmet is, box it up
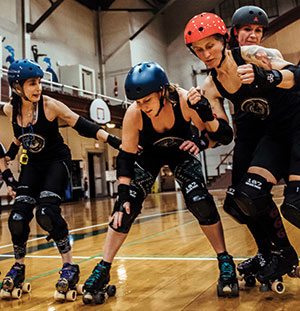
[231,6,269,29]
[125,62,169,100]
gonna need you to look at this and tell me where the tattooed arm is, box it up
[238,45,295,89]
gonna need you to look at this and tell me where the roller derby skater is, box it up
[1,58,122,301]
[82,261,116,305]
[0,263,31,300]
[83,60,238,302]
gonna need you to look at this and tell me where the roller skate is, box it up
[54,263,83,302]
[237,252,268,287]
[82,261,116,305]
[217,253,239,297]
[257,246,299,294]
[0,263,31,299]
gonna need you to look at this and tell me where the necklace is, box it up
[21,102,38,127]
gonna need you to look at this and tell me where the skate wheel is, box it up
[82,292,93,304]
[94,292,105,304]
[230,283,239,297]
[271,281,285,294]
[107,285,116,297]
[259,283,270,292]
[244,275,256,287]
[217,283,226,297]
[0,289,11,299]
[54,290,65,302]
[66,289,77,301]
[11,287,22,299]
[22,282,31,293]
[76,284,84,295]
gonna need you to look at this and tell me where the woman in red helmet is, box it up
[184,12,299,289]
[82,61,238,304]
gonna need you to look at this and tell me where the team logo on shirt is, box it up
[18,133,45,153]
[153,136,184,148]
[240,97,270,120]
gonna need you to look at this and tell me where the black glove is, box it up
[107,134,121,150]
[5,142,20,160]
[191,133,209,151]
[187,96,214,122]
[252,64,282,89]
[115,184,131,212]
[1,169,18,191]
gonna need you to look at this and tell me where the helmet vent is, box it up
[198,27,204,32]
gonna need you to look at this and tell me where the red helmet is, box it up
[184,12,228,45]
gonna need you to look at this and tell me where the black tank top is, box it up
[139,93,191,151]
[12,96,71,163]
[211,48,300,137]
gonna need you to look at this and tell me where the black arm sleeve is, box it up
[0,143,5,158]
[5,142,20,160]
[116,150,137,179]
[73,116,101,139]
[207,118,233,146]
[107,134,121,150]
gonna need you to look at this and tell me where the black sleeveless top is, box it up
[211,48,300,138]
[12,96,71,163]
[138,93,192,151]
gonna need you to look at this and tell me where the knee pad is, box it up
[234,173,273,218]
[281,185,300,229]
[131,163,157,197]
[183,181,220,225]
[35,191,68,241]
[9,195,35,245]
[109,186,145,233]
[223,186,249,224]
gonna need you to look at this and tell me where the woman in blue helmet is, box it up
[184,12,300,291]
[1,59,121,301]
[82,61,238,304]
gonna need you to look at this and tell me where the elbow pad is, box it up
[207,119,233,146]
[252,64,282,89]
[73,116,101,139]
[116,150,137,179]
[5,142,20,160]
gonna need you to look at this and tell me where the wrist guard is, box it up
[107,134,121,150]
[191,132,209,151]
[115,184,131,212]
[73,116,101,139]
[2,169,18,190]
[207,118,233,146]
[187,96,214,122]
[5,142,20,160]
[252,64,282,89]
[116,150,137,178]
[283,64,300,91]
[0,143,5,158]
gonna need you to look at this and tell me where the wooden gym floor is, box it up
[0,185,299,310]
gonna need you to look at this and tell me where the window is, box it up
[219,0,236,27]
[259,0,279,18]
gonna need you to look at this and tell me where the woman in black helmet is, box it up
[184,11,299,291]
[82,61,238,304]
[1,58,121,301]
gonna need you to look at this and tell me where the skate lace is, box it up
[7,264,22,279]
[219,255,235,279]
[85,264,107,287]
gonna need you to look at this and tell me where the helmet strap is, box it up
[155,90,165,117]
[217,36,228,68]
[12,83,30,101]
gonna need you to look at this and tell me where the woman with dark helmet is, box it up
[1,58,121,301]
[82,61,238,304]
[184,12,299,290]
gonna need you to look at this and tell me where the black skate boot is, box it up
[0,263,31,299]
[237,252,268,287]
[82,261,116,305]
[257,246,299,294]
[217,253,239,297]
[54,263,82,302]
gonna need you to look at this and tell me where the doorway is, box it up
[88,152,107,198]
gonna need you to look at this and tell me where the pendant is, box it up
[20,149,29,165]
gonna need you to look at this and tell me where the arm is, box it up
[45,96,121,149]
[185,79,233,147]
[240,46,295,89]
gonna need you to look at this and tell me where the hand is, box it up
[110,202,130,229]
[179,140,200,155]
[237,64,255,84]
[187,87,204,105]
[7,186,16,199]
